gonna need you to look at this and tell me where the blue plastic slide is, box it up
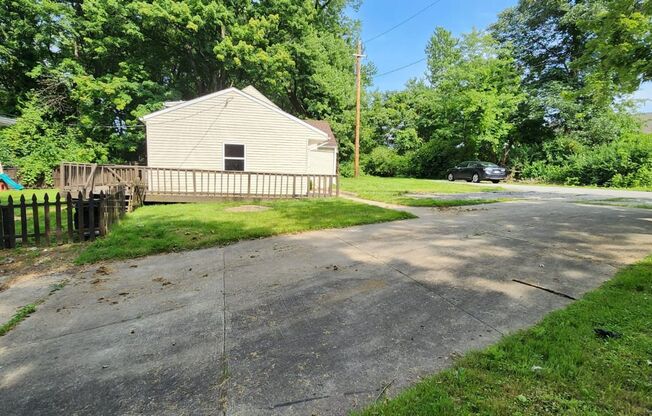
[0,173,24,190]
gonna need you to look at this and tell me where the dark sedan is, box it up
[447,161,507,183]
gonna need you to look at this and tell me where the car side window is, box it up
[457,162,467,168]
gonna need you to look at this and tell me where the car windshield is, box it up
[478,162,499,167]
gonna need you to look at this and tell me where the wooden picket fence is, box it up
[0,187,127,249]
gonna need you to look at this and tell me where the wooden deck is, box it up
[57,162,339,203]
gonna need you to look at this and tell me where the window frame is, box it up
[223,143,246,172]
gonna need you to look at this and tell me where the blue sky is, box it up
[349,0,652,112]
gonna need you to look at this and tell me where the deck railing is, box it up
[144,167,337,198]
[58,163,339,200]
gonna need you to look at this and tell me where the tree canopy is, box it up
[0,0,364,185]
[358,0,652,187]
[2,0,652,188]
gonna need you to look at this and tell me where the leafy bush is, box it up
[516,134,652,187]
[410,138,474,179]
[362,147,410,177]
[0,95,106,186]
[338,160,357,178]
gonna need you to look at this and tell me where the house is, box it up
[140,86,338,176]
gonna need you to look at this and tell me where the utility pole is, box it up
[354,40,364,178]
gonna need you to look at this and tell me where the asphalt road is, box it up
[1,187,652,415]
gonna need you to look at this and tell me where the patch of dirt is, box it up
[0,245,81,292]
[225,205,271,213]
[95,266,112,275]
[152,276,173,286]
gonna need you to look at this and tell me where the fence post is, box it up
[20,195,27,245]
[120,187,126,217]
[293,175,296,197]
[98,191,107,236]
[66,193,74,242]
[7,196,16,248]
[32,194,40,246]
[0,200,4,249]
[43,193,51,246]
[336,175,340,197]
[77,192,84,242]
[55,193,62,245]
[88,193,95,242]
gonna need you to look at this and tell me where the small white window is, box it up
[224,144,245,171]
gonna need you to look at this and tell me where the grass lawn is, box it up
[508,180,652,193]
[355,256,652,415]
[77,198,415,264]
[0,189,68,246]
[575,198,652,210]
[340,176,503,206]
[0,189,59,204]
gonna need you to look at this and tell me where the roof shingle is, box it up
[304,119,337,147]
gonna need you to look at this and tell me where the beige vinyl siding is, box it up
[145,90,325,174]
[308,147,337,175]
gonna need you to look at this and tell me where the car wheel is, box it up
[472,173,480,183]
[491,180,500,184]
[447,173,455,181]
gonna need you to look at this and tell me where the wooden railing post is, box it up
[60,162,65,188]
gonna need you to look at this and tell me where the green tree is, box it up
[0,0,366,179]
[0,93,106,186]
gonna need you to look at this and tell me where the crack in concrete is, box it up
[334,235,505,336]
[511,279,577,300]
[271,395,331,409]
[1,304,189,349]
[218,249,229,415]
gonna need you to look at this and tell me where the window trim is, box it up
[223,143,246,171]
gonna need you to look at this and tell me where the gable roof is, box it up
[304,120,337,147]
[140,87,328,141]
[241,86,279,109]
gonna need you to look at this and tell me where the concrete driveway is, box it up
[2,189,652,415]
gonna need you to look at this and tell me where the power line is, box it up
[364,0,445,44]
[375,57,427,78]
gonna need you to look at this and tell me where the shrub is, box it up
[0,94,106,186]
[338,160,357,178]
[362,147,410,177]
[516,133,652,187]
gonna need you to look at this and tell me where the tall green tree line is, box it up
[358,0,652,188]
[0,0,364,185]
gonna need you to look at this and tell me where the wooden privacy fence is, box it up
[0,187,127,249]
